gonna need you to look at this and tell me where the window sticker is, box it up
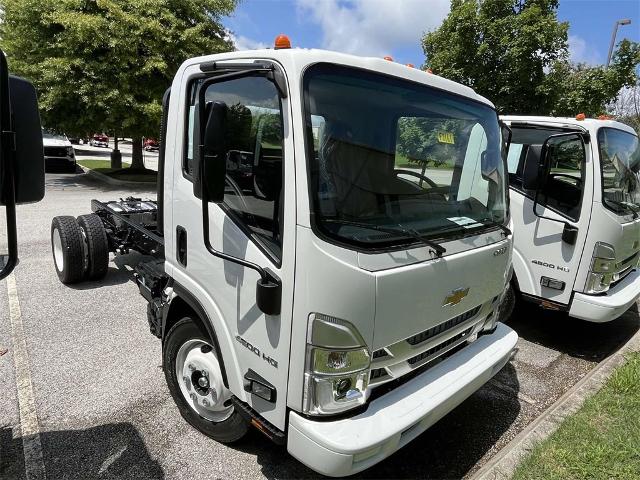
[447,216,483,229]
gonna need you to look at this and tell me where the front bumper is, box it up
[287,323,518,477]
[570,269,640,323]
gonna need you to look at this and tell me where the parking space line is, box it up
[7,273,46,480]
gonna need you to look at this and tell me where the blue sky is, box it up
[223,0,640,67]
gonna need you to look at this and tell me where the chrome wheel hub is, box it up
[175,339,232,422]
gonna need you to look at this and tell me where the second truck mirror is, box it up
[200,101,228,203]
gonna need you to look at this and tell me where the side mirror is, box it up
[522,145,544,190]
[194,101,228,202]
[0,51,45,280]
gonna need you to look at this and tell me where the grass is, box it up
[78,159,156,183]
[512,352,640,480]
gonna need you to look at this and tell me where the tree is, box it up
[422,0,640,117]
[0,0,237,170]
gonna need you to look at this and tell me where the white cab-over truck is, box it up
[51,43,518,476]
[502,115,640,322]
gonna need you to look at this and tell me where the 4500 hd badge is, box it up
[236,335,278,368]
[532,259,569,272]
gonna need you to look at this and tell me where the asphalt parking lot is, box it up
[1,171,639,480]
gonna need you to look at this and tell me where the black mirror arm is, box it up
[200,191,279,287]
[0,194,18,281]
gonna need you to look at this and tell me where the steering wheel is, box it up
[394,169,439,189]
[549,173,583,186]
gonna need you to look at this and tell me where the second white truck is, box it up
[50,42,518,476]
[502,115,640,322]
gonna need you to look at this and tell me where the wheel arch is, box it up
[164,282,231,388]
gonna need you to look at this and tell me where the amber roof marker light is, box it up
[576,113,586,121]
[274,34,291,50]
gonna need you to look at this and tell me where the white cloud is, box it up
[229,33,269,51]
[296,0,450,57]
[568,34,600,66]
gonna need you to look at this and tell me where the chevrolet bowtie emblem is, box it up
[443,288,470,307]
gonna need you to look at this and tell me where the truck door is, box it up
[507,127,591,305]
[170,61,294,431]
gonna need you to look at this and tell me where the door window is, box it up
[509,127,585,221]
[185,76,285,262]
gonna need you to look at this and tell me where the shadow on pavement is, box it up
[235,363,521,479]
[505,301,640,362]
[1,423,164,479]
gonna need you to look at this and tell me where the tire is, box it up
[51,216,86,284]
[77,214,109,280]
[497,283,516,323]
[163,318,248,443]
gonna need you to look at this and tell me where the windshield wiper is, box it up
[605,199,639,219]
[475,218,512,237]
[323,219,447,257]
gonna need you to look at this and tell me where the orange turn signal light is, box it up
[597,114,611,120]
[426,68,433,74]
[383,56,393,61]
[576,113,586,121]
[406,63,415,68]
[274,34,291,50]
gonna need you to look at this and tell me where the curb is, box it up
[472,321,640,480]
[79,166,156,188]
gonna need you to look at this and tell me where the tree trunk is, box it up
[130,136,145,170]
[110,133,122,169]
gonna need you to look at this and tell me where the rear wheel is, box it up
[77,214,109,280]
[51,216,86,284]
[163,318,248,443]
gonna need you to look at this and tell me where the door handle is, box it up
[176,226,187,266]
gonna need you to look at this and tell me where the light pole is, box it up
[606,18,631,68]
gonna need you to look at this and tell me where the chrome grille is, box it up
[405,306,481,346]
[369,303,488,388]
[407,328,473,365]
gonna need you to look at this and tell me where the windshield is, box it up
[303,63,507,250]
[597,128,640,214]
[42,129,67,141]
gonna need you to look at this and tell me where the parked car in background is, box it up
[42,128,76,172]
[90,133,109,147]
[143,137,159,151]
[67,135,89,145]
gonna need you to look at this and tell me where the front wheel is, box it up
[163,318,248,443]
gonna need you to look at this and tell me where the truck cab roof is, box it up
[500,115,637,136]
[178,47,496,109]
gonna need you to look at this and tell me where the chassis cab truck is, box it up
[502,115,640,322]
[51,44,517,476]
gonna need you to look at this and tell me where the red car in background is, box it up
[143,138,159,152]
[89,133,109,148]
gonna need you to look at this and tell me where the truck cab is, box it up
[502,115,640,322]
[51,44,518,476]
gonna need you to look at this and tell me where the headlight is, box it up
[585,242,615,294]
[302,313,370,416]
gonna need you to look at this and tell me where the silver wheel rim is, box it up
[52,228,64,272]
[175,339,233,422]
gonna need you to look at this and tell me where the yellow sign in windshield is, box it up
[438,132,455,144]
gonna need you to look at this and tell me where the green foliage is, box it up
[0,0,237,140]
[422,0,640,116]
[548,40,640,116]
[396,117,464,168]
